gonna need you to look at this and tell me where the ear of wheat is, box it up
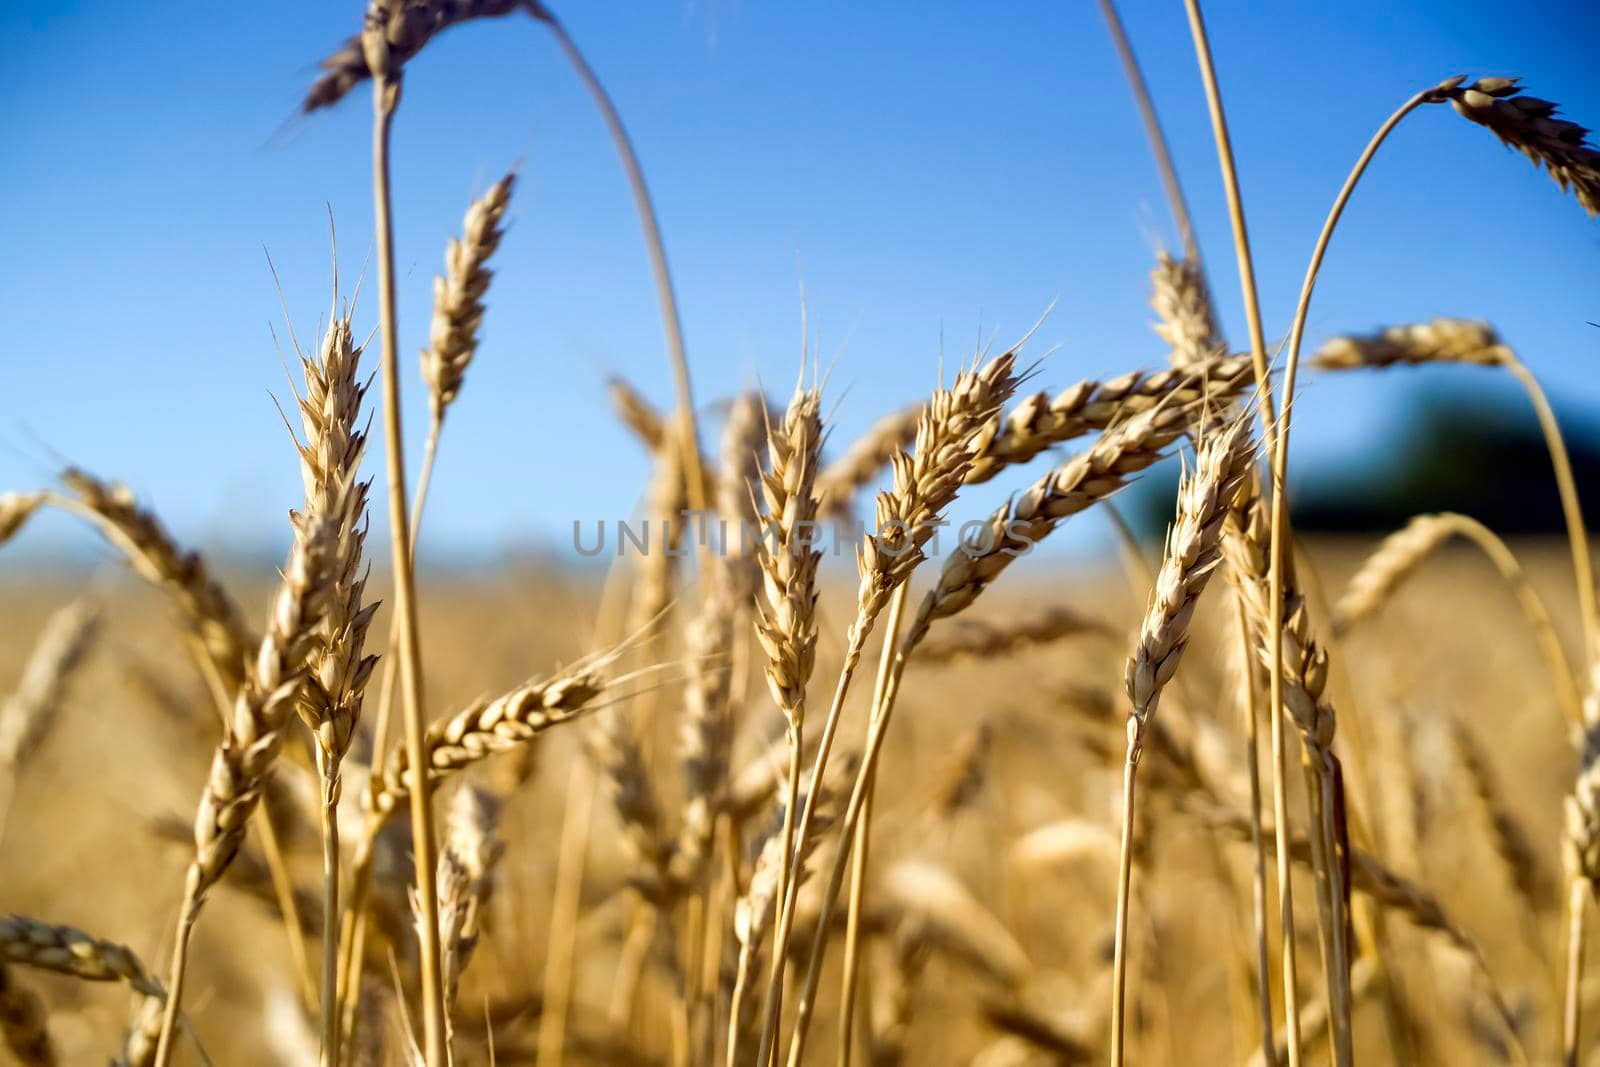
[1439,77,1600,216]
[965,354,1254,485]
[1151,252,1225,368]
[422,173,516,426]
[1312,318,1511,370]
[55,470,253,695]
[0,596,101,769]
[304,1,544,111]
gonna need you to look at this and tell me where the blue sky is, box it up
[2,1,1597,566]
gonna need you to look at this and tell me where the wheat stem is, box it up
[364,47,446,1065]
[1179,3,1297,1055]
[837,584,908,1067]
[543,16,708,527]
[1564,878,1587,1065]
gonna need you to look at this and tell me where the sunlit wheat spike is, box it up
[188,508,340,905]
[754,386,824,724]
[913,605,1111,663]
[855,350,1021,628]
[1440,76,1600,217]
[965,353,1254,485]
[422,172,516,425]
[370,668,610,819]
[0,596,101,768]
[1312,318,1512,370]
[303,1,548,112]
[293,311,379,776]
[1151,251,1224,369]
[59,469,254,694]
[607,376,669,454]
[908,401,1196,641]
[0,916,161,999]
[1126,415,1257,742]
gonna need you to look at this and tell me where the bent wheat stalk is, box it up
[1332,510,1581,729]
[1314,320,1598,659]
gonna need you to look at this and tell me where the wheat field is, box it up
[2,2,1599,1066]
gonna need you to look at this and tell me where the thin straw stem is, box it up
[1564,878,1587,1067]
[1179,3,1295,1057]
[1096,0,1201,264]
[369,68,447,1067]
[837,586,908,1066]
[543,17,708,526]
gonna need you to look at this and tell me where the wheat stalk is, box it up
[342,171,513,1056]
[726,776,836,1066]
